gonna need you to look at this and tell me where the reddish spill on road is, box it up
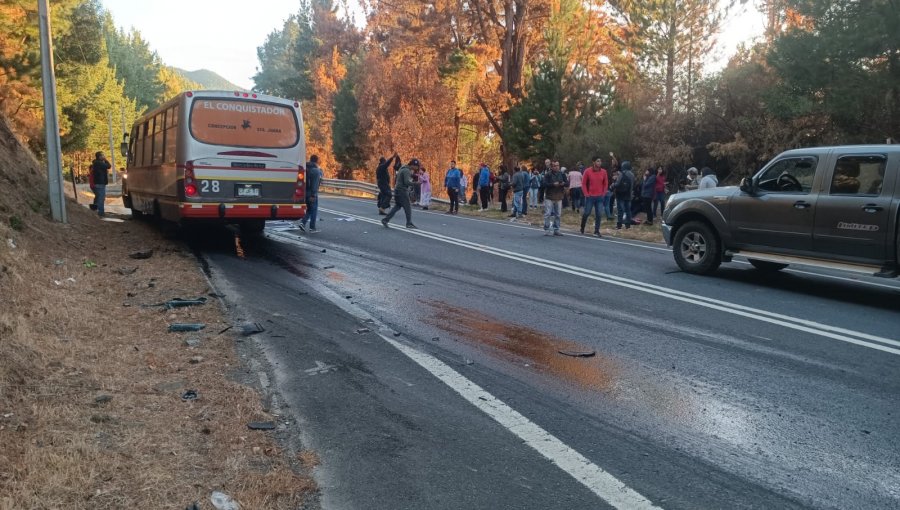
[424,300,619,392]
[326,271,346,282]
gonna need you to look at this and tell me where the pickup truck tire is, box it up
[748,259,788,272]
[673,221,721,275]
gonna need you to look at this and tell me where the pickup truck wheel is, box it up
[748,259,788,272]
[673,221,721,275]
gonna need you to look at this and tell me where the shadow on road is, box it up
[711,266,900,313]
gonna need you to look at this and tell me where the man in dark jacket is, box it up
[376,153,398,214]
[542,160,567,236]
[297,155,323,233]
[382,158,419,229]
[614,161,635,229]
[91,152,111,217]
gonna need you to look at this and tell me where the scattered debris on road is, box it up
[116,266,138,275]
[247,421,276,431]
[356,328,371,334]
[181,390,199,401]
[240,322,266,336]
[168,323,206,332]
[557,349,596,358]
[210,491,241,510]
[128,249,154,259]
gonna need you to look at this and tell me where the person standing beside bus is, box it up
[91,151,111,217]
[297,155,323,233]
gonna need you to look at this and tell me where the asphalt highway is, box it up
[202,196,900,510]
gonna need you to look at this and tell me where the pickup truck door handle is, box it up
[793,201,811,209]
[862,204,883,213]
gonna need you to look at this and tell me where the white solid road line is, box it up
[273,252,662,510]
[327,195,673,252]
[305,209,900,356]
[381,332,662,510]
[326,195,900,290]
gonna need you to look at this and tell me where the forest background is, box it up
[2,0,898,189]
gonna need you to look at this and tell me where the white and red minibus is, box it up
[122,90,307,233]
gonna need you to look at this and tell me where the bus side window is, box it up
[152,113,164,165]
[164,107,177,164]
[141,121,152,168]
[128,127,138,165]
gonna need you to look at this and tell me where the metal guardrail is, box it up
[320,178,450,204]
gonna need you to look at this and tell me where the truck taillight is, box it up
[185,161,197,197]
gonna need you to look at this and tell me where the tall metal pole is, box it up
[107,111,117,184]
[38,0,67,223]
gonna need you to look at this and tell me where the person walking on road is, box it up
[445,162,462,214]
[376,153,398,215]
[90,152,111,217]
[297,155,323,233]
[419,167,432,210]
[382,158,420,229]
[543,160,567,236]
[580,157,608,237]
[614,161,635,230]
[477,163,492,211]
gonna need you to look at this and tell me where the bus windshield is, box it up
[189,98,299,149]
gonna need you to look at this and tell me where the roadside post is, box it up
[37,0,67,223]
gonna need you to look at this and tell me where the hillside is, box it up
[174,68,246,91]
[0,115,311,507]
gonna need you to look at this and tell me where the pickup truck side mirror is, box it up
[740,177,756,195]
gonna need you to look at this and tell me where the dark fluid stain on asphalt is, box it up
[327,271,346,282]
[423,300,620,392]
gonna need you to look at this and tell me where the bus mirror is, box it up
[120,142,128,158]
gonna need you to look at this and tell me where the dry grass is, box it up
[0,116,314,509]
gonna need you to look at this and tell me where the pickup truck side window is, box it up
[757,156,818,193]
[829,155,886,196]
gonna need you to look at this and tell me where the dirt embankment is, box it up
[0,115,314,508]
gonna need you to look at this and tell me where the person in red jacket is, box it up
[580,156,609,237]
[653,165,667,218]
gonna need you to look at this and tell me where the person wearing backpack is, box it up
[614,161,635,230]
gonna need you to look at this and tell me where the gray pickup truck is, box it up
[662,145,899,277]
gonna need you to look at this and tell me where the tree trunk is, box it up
[665,12,676,117]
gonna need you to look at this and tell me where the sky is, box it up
[101,0,765,91]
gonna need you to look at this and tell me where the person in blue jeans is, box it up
[90,152,110,217]
[298,155,323,233]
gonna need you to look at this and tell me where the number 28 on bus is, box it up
[122,90,307,234]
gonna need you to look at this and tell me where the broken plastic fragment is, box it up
[210,491,240,510]
[162,297,207,309]
[129,249,154,259]
[168,323,206,332]
[240,322,265,336]
[557,349,596,358]
[247,421,276,430]
[181,390,199,401]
